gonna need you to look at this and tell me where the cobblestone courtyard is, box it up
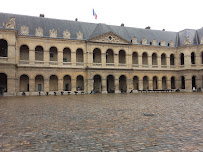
[0,93,202,152]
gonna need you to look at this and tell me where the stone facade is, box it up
[0,17,203,96]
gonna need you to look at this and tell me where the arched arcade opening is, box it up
[119,75,127,93]
[0,73,7,95]
[107,75,115,93]
[93,75,102,93]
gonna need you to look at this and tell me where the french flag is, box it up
[93,9,97,19]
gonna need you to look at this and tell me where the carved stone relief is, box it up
[151,39,156,45]
[132,37,138,44]
[76,31,83,40]
[35,27,43,37]
[169,40,174,47]
[142,38,147,45]
[200,37,203,44]
[49,29,57,38]
[184,36,191,45]
[160,40,166,46]
[3,17,16,29]
[63,30,71,39]
[20,25,29,35]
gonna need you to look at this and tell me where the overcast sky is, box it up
[1,0,202,32]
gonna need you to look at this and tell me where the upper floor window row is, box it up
[131,37,174,47]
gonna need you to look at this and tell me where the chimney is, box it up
[40,14,44,18]
[145,26,150,29]
[121,23,124,27]
[75,18,78,21]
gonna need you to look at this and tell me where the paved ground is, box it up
[0,93,202,152]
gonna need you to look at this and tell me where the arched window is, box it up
[152,53,157,65]
[93,48,101,63]
[35,75,44,91]
[93,75,102,93]
[20,75,29,92]
[63,48,71,62]
[49,47,58,61]
[119,75,127,93]
[76,48,84,63]
[76,75,84,91]
[161,53,166,65]
[0,39,8,57]
[191,52,195,64]
[20,45,29,61]
[170,54,175,66]
[180,53,184,65]
[35,46,44,61]
[106,49,114,63]
[119,50,126,64]
[0,73,7,94]
[142,52,148,65]
[153,76,158,90]
[133,76,139,90]
[64,75,71,91]
[107,75,115,93]
[132,52,138,65]
[49,75,58,91]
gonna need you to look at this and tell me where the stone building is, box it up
[0,12,203,96]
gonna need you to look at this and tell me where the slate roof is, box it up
[0,12,202,47]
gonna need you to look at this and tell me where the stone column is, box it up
[102,79,107,94]
[158,79,162,89]
[87,79,93,93]
[184,54,191,68]
[166,56,170,68]
[72,52,76,66]
[139,79,143,90]
[84,78,88,93]
[84,52,87,67]
[148,79,153,90]
[196,54,201,68]
[176,76,181,90]
[167,79,171,89]
[58,51,63,66]
[138,55,142,68]
[15,78,20,93]
[148,55,152,68]
[115,78,120,93]
[126,54,132,68]
[72,79,76,92]
[114,54,118,67]
[196,75,202,89]
[87,52,92,67]
[44,78,49,92]
[58,79,63,91]
[29,50,35,65]
[185,75,192,91]
[127,79,133,92]
[7,77,16,95]
[102,53,106,67]
[8,45,16,63]
[44,50,49,65]
[158,56,161,68]
[29,78,35,92]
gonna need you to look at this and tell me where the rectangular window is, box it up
[50,53,54,58]
[63,58,67,62]
[38,84,42,91]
